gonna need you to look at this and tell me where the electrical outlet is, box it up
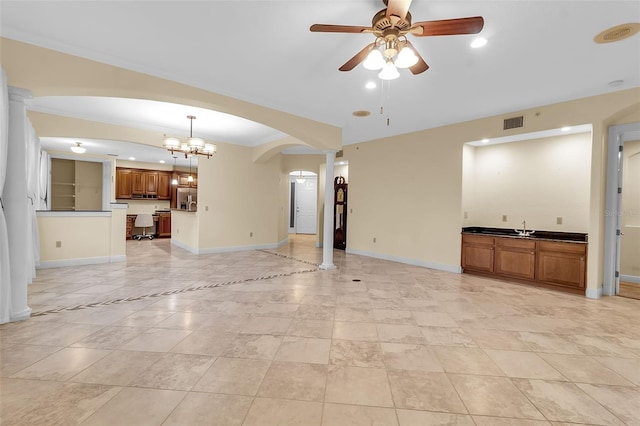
[502,215,508,222]
[250,232,253,237]
[55,241,62,248]
[373,237,376,243]
[350,208,353,214]
[205,206,209,211]
[557,217,563,225]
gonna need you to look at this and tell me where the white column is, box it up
[319,150,337,270]
[5,86,32,321]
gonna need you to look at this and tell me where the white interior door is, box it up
[289,174,317,234]
[620,144,640,286]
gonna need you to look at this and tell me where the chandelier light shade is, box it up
[71,142,86,154]
[163,115,217,159]
[295,171,306,184]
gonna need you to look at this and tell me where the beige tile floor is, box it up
[1,235,640,425]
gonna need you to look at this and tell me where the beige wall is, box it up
[37,212,125,266]
[196,143,284,250]
[463,133,592,232]
[171,210,199,252]
[621,140,640,277]
[126,200,170,214]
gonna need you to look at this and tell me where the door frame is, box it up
[604,122,640,296]
[288,171,317,234]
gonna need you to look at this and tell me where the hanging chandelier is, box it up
[163,115,217,159]
[363,36,418,80]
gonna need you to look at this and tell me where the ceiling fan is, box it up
[310,0,484,79]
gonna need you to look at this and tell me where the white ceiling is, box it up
[2,1,639,157]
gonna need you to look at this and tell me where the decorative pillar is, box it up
[320,150,337,270]
[5,86,32,321]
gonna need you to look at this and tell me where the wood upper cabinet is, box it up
[177,173,197,187]
[116,168,171,199]
[461,234,495,273]
[157,172,171,200]
[131,170,145,195]
[537,241,587,289]
[116,168,132,199]
[495,238,536,280]
[145,171,159,195]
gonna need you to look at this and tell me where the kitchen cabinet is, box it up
[537,241,586,289]
[461,234,495,273]
[157,172,171,200]
[157,212,171,237]
[116,168,132,199]
[126,215,135,239]
[116,168,170,200]
[495,238,536,280]
[177,173,197,187]
[461,232,588,294]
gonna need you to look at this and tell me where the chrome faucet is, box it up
[515,220,535,237]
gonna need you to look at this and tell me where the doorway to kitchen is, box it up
[288,171,317,235]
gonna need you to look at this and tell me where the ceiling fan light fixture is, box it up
[363,48,385,70]
[378,60,400,80]
[70,142,86,154]
[395,45,418,68]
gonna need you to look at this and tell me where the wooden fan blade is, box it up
[310,24,373,33]
[339,43,376,71]
[386,0,412,20]
[405,40,429,75]
[411,16,484,36]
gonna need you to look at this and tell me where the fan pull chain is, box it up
[386,80,392,126]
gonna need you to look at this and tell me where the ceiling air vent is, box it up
[503,116,524,130]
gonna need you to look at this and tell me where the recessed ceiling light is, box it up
[481,138,490,143]
[129,157,135,160]
[365,81,377,89]
[159,160,165,164]
[561,126,571,132]
[608,79,624,87]
[470,37,487,48]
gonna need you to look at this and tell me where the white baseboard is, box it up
[172,238,290,255]
[620,274,640,284]
[585,286,603,299]
[37,255,126,269]
[345,248,463,274]
[170,238,199,254]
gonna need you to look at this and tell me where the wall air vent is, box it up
[503,116,524,130]
[336,150,344,158]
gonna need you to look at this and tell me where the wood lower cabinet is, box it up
[462,233,588,293]
[537,241,586,289]
[461,234,495,273]
[495,238,536,280]
[157,213,171,238]
[126,215,135,239]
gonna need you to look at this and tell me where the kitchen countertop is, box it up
[462,226,588,243]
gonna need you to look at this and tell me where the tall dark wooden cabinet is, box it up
[333,176,348,250]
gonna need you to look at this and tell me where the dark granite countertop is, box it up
[462,226,588,243]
